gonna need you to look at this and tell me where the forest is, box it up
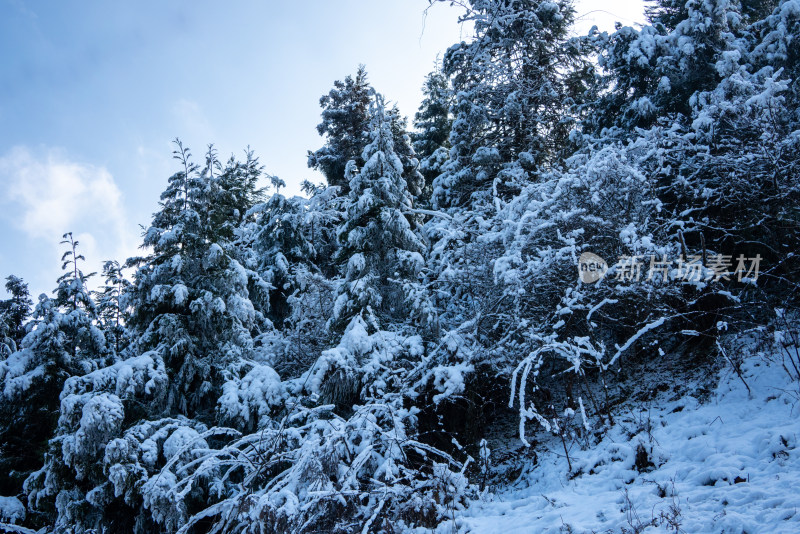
[1,0,799,532]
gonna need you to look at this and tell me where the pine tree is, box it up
[127,140,261,417]
[56,232,96,313]
[331,95,426,331]
[213,148,265,239]
[644,0,691,30]
[243,192,317,327]
[659,0,745,117]
[388,104,425,200]
[23,143,267,533]
[593,0,746,133]
[412,66,453,204]
[0,237,104,501]
[93,260,131,358]
[753,0,800,110]
[308,65,373,192]
[432,0,589,210]
[0,275,32,354]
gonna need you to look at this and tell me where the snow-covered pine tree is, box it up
[247,184,343,377]
[0,236,105,504]
[418,0,592,388]
[308,65,373,192]
[56,232,97,314]
[594,0,800,310]
[412,65,453,205]
[209,148,265,243]
[308,66,424,200]
[432,0,588,210]
[646,0,778,30]
[592,0,747,133]
[241,193,315,328]
[126,139,262,418]
[331,95,427,332]
[21,142,270,533]
[93,260,131,359]
[645,0,691,30]
[753,0,800,114]
[385,105,423,198]
[0,275,32,355]
[657,0,746,118]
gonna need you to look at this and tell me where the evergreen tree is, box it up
[236,188,340,378]
[0,237,104,502]
[593,0,746,132]
[309,66,425,202]
[646,0,777,29]
[23,143,267,533]
[432,0,589,210]
[331,95,426,331]
[753,0,800,111]
[56,232,96,313]
[308,65,373,192]
[388,104,425,200]
[0,275,32,354]
[215,148,266,235]
[127,140,261,417]
[412,66,453,204]
[93,260,131,358]
[243,192,317,327]
[644,0,691,29]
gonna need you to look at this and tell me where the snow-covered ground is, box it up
[441,342,800,533]
[0,495,26,529]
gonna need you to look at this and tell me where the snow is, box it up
[0,349,40,397]
[62,352,168,399]
[163,426,207,462]
[218,363,286,428]
[60,393,126,479]
[172,283,189,306]
[429,361,473,404]
[0,496,25,524]
[206,243,224,266]
[438,340,800,534]
[605,317,669,369]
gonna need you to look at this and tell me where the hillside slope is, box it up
[442,339,800,533]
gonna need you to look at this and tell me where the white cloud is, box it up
[1,147,118,238]
[0,146,139,292]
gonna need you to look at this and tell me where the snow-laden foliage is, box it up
[331,96,428,332]
[0,275,32,356]
[0,237,106,501]
[165,405,471,534]
[2,1,799,532]
[218,362,285,431]
[127,141,263,418]
[149,315,472,533]
[412,65,453,204]
[0,495,26,525]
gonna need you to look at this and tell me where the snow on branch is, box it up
[603,316,669,370]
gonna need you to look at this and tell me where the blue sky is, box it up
[0,0,644,299]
